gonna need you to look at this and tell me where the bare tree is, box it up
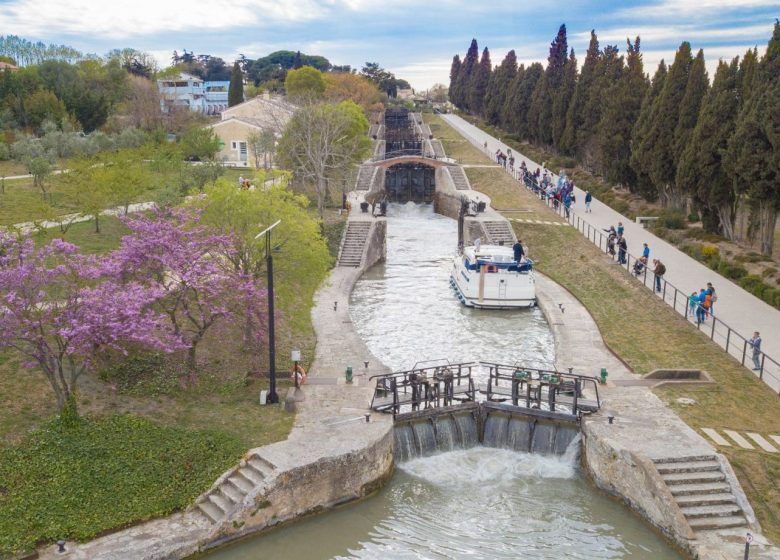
[277,102,370,217]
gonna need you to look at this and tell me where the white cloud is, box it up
[0,0,374,38]
[571,23,770,47]
[616,0,778,19]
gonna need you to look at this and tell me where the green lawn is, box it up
[432,114,780,543]
[0,415,246,556]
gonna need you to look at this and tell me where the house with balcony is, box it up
[158,73,231,115]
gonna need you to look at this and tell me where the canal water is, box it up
[203,204,682,560]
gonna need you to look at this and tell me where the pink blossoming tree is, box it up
[0,234,179,416]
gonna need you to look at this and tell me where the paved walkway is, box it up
[442,113,780,387]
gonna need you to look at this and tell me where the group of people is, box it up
[688,282,718,324]
[495,148,515,171]
[603,222,628,264]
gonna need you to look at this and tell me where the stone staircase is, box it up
[372,140,386,161]
[654,455,747,532]
[446,166,471,190]
[482,221,515,245]
[196,453,276,524]
[355,165,375,191]
[431,139,446,159]
[338,221,372,267]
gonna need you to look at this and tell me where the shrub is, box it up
[612,199,631,215]
[762,267,777,279]
[717,260,748,280]
[657,209,686,230]
[701,245,720,260]
[688,211,700,223]
[739,275,767,297]
[686,228,723,242]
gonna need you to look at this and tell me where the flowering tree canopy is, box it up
[0,234,178,414]
[110,208,268,383]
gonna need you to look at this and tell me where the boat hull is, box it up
[449,273,536,309]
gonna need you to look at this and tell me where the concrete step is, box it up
[249,456,275,477]
[676,493,737,507]
[220,481,246,503]
[662,471,726,485]
[688,515,747,531]
[656,460,721,474]
[681,504,743,519]
[653,455,718,465]
[228,472,254,493]
[208,492,232,514]
[197,500,225,523]
[238,465,265,486]
[669,482,733,496]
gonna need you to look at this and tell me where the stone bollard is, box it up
[284,388,296,413]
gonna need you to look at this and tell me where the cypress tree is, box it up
[485,50,517,126]
[503,63,542,140]
[677,58,739,237]
[598,37,648,187]
[470,47,492,117]
[631,60,667,200]
[648,41,694,209]
[448,54,462,106]
[530,24,569,145]
[456,39,480,111]
[561,31,600,155]
[673,49,709,171]
[582,44,623,171]
[552,49,577,150]
[228,61,244,107]
[293,51,303,69]
[726,22,780,255]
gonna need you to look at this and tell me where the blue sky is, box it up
[0,0,776,89]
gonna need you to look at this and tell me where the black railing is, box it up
[483,362,601,418]
[369,361,477,415]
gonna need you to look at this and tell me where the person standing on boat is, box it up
[513,240,525,262]
[474,237,482,252]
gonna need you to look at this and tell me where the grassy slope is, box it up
[430,114,780,543]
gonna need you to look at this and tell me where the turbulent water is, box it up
[350,203,554,375]
[203,203,681,560]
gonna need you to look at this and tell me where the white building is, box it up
[157,73,231,115]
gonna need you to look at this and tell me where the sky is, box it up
[0,0,776,90]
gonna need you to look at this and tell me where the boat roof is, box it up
[464,244,517,261]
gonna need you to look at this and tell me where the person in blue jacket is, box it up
[584,190,592,213]
[642,243,650,260]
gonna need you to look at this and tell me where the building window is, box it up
[231,141,237,150]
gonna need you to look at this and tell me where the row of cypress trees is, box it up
[449,23,779,255]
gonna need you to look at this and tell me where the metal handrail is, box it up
[507,162,780,394]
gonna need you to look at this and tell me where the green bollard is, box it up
[346,366,353,384]
[600,368,608,385]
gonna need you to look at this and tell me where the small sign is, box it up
[291,350,301,362]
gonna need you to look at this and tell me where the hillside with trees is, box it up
[449,23,779,257]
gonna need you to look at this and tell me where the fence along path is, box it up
[439,113,780,394]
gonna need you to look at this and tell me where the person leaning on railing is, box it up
[748,332,762,371]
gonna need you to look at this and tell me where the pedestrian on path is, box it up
[696,289,708,324]
[642,243,650,260]
[617,222,624,237]
[652,259,666,292]
[748,332,762,370]
[584,190,592,213]
[617,236,627,264]
[706,282,717,315]
[688,291,698,318]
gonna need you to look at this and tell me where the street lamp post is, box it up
[255,219,282,404]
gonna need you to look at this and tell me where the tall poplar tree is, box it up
[228,61,244,107]
[470,47,492,117]
[598,37,648,186]
[552,49,577,150]
[485,50,516,126]
[530,24,569,145]
[448,54,462,105]
[561,31,600,155]
[456,39,479,111]
[673,49,709,170]
[631,60,668,200]
[677,58,739,237]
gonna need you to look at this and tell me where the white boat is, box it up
[449,245,536,309]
